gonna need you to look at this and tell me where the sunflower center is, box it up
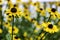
[6,23,8,24]
[59,4,60,6]
[12,28,15,31]
[34,3,36,5]
[51,8,56,12]
[14,4,17,7]
[40,8,43,11]
[48,24,53,29]
[15,36,18,39]
[25,14,28,16]
[7,0,10,1]
[11,8,17,13]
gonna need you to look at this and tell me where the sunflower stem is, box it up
[12,15,14,40]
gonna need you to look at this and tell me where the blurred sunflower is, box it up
[47,8,55,14]
[57,20,60,26]
[23,32,27,37]
[0,0,3,5]
[0,28,3,33]
[36,8,45,16]
[30,37,33,40]
[6,15,13,22]
[0,0,3,10]
[42,22,59,33]
[7,0,13,8]
[3,22,11,28]
[22,13,31,21]
[32,1,40,8]
[50,14,57,20]
[49,2,55,4]
[29,18,36,23]
[13,35,21,40]
[38,33,45,40]
[46,8,59,15]
[22,2,29,8]
[8,26,19,34]
[46,8,60,19]
[34,21,42,29]
[55,2,60,7]
[16,0,21,4]
[5,4,22,17]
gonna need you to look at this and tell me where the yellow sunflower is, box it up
[46,8,60,19]
[3,22,11,28]
[37,33,45,40]
[0,28,3,33]
[34,21,42,29]
[8,26,19,34]
[28,0,33,5]
[13,35,21,40]
[55,2,60,7]
[46,8,59,15]
[16,0,21,4]
[0,0,3,5]
[36,8,45,16]
[30,37,33,40]
[23,32,27,37]
[22,2,29,8]
[29,18,36,23]
[50,14,57,20]
[42,22,59,33]
[5,5,22,17]
[6,15,13,22]
[22,12,31,21]
[32,1,40,8]
[57,20,60,26]
[56,13,60,19]
[7,0,13,8]
[49,2,55,4]
[0,0,3,10]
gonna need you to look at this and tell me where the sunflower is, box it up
[8,26,19,34]
[16,0,21,4]
[36,8,45,16]
[28,0,33,5]
[6,15,13,22]
[49,2,55,4]
[22,2,29,8]
[37,33,45,40]
[29,18,36,23]
[0,21,1,25]
[30,37,33,40]
[34,29,39,33]
[0,28,3,33]
[22,12,31,21]
[57,20,60,26]
[32,1,40,8]
[46,8,60,19]
[42,22,59,33]
[5,4,22,17]
[0,0,3,5]
[3,22,11,28]
[50,14,56,20]
[55,2,60,7]
[34,21,42,29]
[46,8,59,15]
[7,0,13,8]
[23,32,27,37]
[13,35,21,40]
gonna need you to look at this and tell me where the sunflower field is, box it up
[0,0,60,40]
